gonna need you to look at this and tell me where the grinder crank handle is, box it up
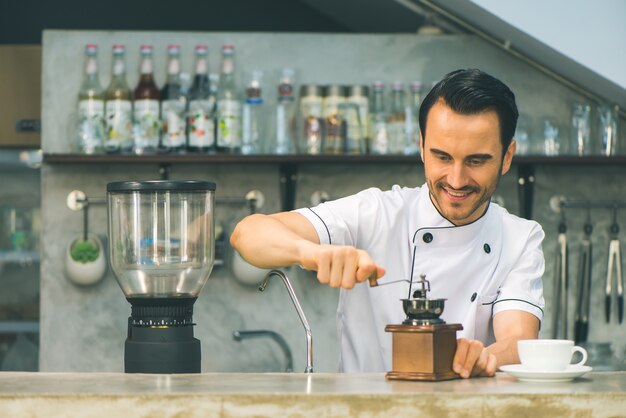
[368,273,379,287]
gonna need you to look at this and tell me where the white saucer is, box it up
[500,364,593,382]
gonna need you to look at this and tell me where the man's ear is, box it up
[501,139,516,175]
[420,134,425,163]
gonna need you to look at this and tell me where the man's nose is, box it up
[446,163,468,189]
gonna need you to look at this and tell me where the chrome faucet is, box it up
[259,270,313,373]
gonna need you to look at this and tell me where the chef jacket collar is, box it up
[410,183,494,247]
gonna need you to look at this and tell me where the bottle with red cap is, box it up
[77,44,105,154]
[104,44,133,153]
[160,45,187,153]
[133,44,160,154]
[187,45,215,153]
[216,44,242,152]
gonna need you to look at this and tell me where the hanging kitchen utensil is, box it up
[552,211,569,339]
[574,211,593,344]
[605,207,624,324]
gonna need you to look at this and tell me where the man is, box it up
[230,69,545,378]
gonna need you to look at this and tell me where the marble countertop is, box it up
[0,372,624,417]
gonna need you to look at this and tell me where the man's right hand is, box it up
[298,242,385,289]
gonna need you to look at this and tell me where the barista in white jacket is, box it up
[231,69,545,378]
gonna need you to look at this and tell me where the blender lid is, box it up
[107,180,217,192]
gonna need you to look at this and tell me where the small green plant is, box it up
[70,240,100,263]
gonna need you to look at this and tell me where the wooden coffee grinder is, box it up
[373,274,463,381]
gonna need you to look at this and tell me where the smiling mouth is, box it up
[442,187,475,201]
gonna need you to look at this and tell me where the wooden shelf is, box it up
[42,152,626,217]
[41,153,626,165]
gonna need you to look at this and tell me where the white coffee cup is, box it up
[518,339,588,371]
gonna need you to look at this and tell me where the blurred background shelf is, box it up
[42,153,626,166]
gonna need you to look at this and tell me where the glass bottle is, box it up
[104,44,133,153]
[77,44,105,154]
[515,114,532,156]
[216,44,242,153]
[133,45,160,154]
[598,104,619,156]
[387,81,406,154]
[322,85,346,155]
[299,84,323,155]
[187,45,215,153]
[369,81,388,155]
[272,68,297,154]
[404,81,422,155]
[543,119,560,156]
[241,70,264,155]
[160,44,187,153]
[345,85,368,155]
[571,102,591,156]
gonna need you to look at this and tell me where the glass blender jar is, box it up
[107,180,216,373]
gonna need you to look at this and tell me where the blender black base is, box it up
[125,297,201,374]
[125,326,201,373]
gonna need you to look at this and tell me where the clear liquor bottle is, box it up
[299,84,323,155]
[187,45,215,153]
[160,44,187,153]
[322,85,346,155]
[404,81,422,155]
[241,70,264,155]
[387,81,406,154]
[133,44,160,154]
[369,81,388,155]
[216,45,242,153]
[77,44,105,154]
[272,68,297,154]
[104,44,133,153]
[345,85,369,155]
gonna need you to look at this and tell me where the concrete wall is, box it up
[40,30,626,372]
[469,0,626,90]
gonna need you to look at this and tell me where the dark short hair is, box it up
[419,69,519,155]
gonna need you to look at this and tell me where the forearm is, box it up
[487,310,540,367]
[230,213,318,269]
[485,337,522,368]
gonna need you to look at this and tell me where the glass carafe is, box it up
[107,180,215,298]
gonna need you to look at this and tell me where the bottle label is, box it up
[188,100,215,148]
[161,100,186,148]
[105,99,132,151]
[387,121,405,154]
[133,99,160,151]
[78,99,105,153]
[322,96,344,118]
[300,96,323,119]
[371,120,388,155]
[276,105,288,153]
[217,99,242,148]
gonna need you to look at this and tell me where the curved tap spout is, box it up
[259,270,313,373]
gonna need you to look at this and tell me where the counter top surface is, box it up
[0,371,624,395]
[0,372,624,417]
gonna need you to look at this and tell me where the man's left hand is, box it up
[452,338,497,378]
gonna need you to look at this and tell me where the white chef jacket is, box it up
[295,183,545,373]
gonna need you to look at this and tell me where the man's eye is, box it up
[438,155,451,161]
[468,159,484,166]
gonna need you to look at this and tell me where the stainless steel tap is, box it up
[259,270,313,373]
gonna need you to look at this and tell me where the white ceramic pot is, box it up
[64,234,107,286]
[232,250,269,287]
